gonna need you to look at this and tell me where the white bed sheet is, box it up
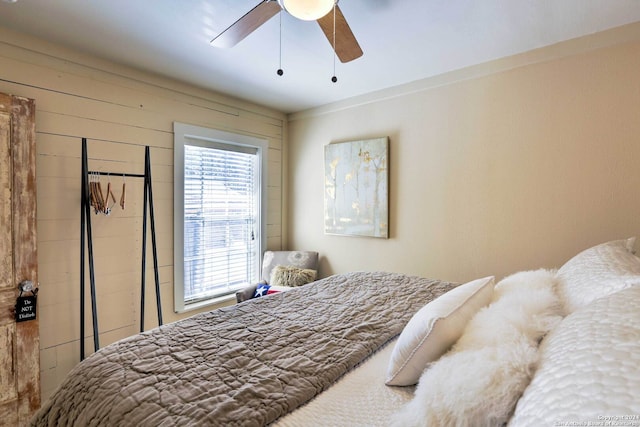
[275,338,414,426]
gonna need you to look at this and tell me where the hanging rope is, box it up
[331,3,337,83]
[277,11,284,76]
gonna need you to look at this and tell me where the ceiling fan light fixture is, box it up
[278,0,335,21]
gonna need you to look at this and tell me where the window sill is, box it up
[176,293,237,314]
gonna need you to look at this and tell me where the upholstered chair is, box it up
[235,250,319,303]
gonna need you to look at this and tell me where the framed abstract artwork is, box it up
[324,137,389,238]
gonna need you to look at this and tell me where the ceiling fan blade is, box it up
[211,0,282,48]
[317,5,363,63]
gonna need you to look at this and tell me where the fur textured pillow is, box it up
[269,265,317,287]
[391,269,564,427]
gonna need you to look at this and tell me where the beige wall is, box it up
[287,23,640,284]
[0,27,286,401]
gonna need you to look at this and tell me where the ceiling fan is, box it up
[210,0,363,63]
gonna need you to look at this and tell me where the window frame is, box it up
[173,122,268,313]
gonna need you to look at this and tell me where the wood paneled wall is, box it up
[0,27,286,402]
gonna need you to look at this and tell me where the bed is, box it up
[31,238,640,426]
[31,272,456,426]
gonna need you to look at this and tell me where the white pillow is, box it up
[509,285,640,425]
[557,237,640,314]
[385,276,494,386]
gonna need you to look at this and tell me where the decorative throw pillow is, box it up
[557,237,640,314]
[385,276,494,386]
[269,265,317,288]
[252,283,291,298]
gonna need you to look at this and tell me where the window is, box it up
[174,123,267,312]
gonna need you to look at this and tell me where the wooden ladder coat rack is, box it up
[79,138,162,360]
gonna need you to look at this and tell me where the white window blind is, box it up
[183,144,258,303]
[174,122,267,313]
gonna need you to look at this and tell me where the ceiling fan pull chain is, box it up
[277,10,284,76]
[331,2,337,83]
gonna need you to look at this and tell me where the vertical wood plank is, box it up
[0,93,19,424]
[11,95,39,424]
[0,107,11,290]
[0,324,16,402]
[0,400,18,427]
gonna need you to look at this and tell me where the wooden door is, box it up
[0,93,39,425]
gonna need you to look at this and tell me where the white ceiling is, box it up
[1,0,639,113]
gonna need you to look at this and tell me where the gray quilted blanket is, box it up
[31,271,455,427]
